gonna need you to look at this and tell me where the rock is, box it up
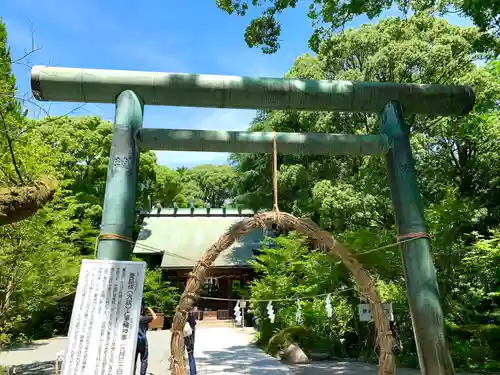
[281,343,309,364]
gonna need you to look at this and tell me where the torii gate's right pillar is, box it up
[381,101,455,375]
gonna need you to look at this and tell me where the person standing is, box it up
[135,304,157,375]
[184,307,197,375]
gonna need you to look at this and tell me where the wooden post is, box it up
[228,276,232,319]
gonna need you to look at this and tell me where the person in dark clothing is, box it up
[184,307,197,375]
[135,305,157,375]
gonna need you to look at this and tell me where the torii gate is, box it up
[31,65,474,375]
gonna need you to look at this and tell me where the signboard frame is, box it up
[358,303,394,322]
[61,259,146,375]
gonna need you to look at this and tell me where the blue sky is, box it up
[2,0,472,169]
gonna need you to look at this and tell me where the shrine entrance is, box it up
[31,65,475,375]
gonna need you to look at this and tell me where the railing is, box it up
[194,310,232,320]
[217,310,231,320]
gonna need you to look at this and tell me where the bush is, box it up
[447,324,500,371]
[248,232,500,372]
[142,268,180,318]
[249,233,355,358]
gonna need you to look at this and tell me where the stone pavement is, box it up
[190,327,291,375]
[0,327,291,375]
[0,326,483,375]
[0,336,67,374]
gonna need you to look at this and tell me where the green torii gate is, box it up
[31,66,475,375]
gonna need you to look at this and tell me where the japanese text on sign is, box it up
[358,303,394,322]
[61,260,146,375]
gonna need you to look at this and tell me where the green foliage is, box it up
[215,0,499,55]
[447,324,500,371]
[0,17,238,346]
[232,15,500,233]
[249,233,355,356]
[142,268,180,316]
[1,9,500,374]
[153,164,236,208]
[0,211,81,346]
[0,18,34,187]
[181,164,236,207]
[231,14,500,372]
[154,165,186,207]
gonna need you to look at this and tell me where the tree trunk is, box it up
[0,176,57,226]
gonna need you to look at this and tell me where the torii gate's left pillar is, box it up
[96,90,144,260]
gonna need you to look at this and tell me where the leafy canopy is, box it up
[215,0,499,55]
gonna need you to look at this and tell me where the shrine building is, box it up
[133,207,270,321]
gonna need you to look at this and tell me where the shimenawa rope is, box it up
[93,231,430,265]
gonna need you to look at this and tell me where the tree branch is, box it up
[0,109,24,184]
[10,21,42,66]
[10,102,86,142]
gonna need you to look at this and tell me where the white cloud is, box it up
[153,107,257,167]
[192,108,257,131]
[155,151,231,169]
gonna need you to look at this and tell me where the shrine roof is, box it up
[133,208,270,268]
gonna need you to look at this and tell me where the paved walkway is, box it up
[0,327,292,375]
[0,326,483,375]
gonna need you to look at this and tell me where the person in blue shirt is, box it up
[135,303,157,375]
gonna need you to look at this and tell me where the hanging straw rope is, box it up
[272,130,279,218]
[93,233,198,262]
[169,212,396,375]
[194,290,348,302]
[169,163,398,375]
[92,130,435,375]
[93,229,429,262]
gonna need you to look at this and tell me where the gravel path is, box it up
[0,327,486,375]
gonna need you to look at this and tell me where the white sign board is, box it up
[62,259,146,375]
[358,303,394,322]
[240,301,247,308]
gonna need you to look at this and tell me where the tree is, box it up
[0,18,58,225]
[215,0,499,55]
[0,210,81,346]
[153,165,185,207]
[181,165,236,207]
[231,15,500,370]
[29,115,159,254]
[232,14,498,224]
[0,19,239,347]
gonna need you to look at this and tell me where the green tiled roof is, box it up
[133,208,267,268]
